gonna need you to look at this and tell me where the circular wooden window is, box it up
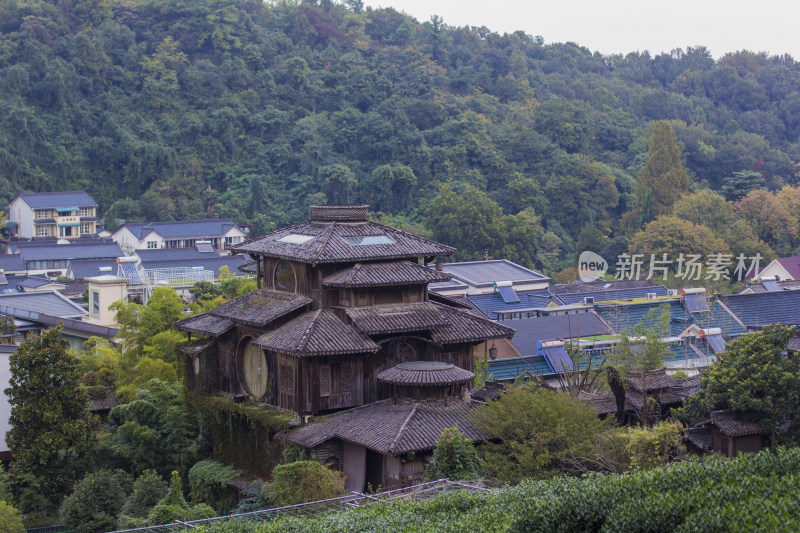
[274,261,296,292]
[239,339,269,400]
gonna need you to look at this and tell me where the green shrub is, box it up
[267,461,345,506]
[119,470,168,524]
[424,428,480,481]
[188,460,242,514]
[61,471,126,533]
[0,501,25,533]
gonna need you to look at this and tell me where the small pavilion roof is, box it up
[283,398,488,455]
[254,309,380,356]
[377,361,474,386]
[322,261,452,288]
[207,289,311,328]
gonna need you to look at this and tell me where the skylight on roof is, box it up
[344,236,395,246]
[278,234,315,244]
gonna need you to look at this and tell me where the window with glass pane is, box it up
[274,261,296,292]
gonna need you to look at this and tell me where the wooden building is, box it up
[178,204,514,424]
[283,361,489,491]
[687,410,762,457]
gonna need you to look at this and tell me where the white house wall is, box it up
[9,198,34,239]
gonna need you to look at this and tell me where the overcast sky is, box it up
[364,0,800,59]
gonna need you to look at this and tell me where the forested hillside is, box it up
[2,0,799,274]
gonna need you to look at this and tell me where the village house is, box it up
[8,191,100,239]
[178,205,513,490]
[112,219,247,255]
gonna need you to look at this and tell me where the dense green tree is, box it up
[424,428,480,481]
[721,170,767,200]
[471,385,612,483]
[676,325,800,443]
[61,471,127,533]
[267,461,345,506]
[629,216,729,258]
[118,471,168,528]
[5,327,97,510]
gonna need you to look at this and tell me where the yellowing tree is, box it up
[635,121,689,225]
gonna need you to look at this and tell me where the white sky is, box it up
[364,0,800,59]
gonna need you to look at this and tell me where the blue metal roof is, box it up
[0,255,26,272]
[552,285,669,305]
[18,243,123,262]
[140,256,246,277]
[721,291,800,328]
[468,290,555,319]
[487,355,553,380]
[596,299,746,338]
[508,312,612,356]
[122,219,241,240]
[17,191,97,209]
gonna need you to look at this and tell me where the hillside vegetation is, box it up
[2,0,800,272]
[194,447,800,532]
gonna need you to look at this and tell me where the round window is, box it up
[240,340,269,400]
[274,261,296,292]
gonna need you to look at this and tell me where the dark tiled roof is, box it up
[377,361,474,386]
[508,312,612,356]
[254,309,379,356]
[686,426,712,450]
[64,279,88,296]
[233,205,454,265]
[787,336,800,352]
[16,277,52,288]
[322,261,452,288]
[428,303,516,344]
[471,381,506,402]
[720,291,800,328]
[549,280,669,305]
[238,260,257,274]
[121,219,242,240]
[626,368,680,392]
[578,391,619,415]
[207,290,311,328]
[696,410,763,437]
[346,302,450,335]
[177,312,234,337]
[284,399,489,455]
[180,337,217,355]
[18,191,97,208]
[427,292,477,311]
[88,388,119,412]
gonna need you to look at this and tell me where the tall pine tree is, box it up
[635,121,689,223]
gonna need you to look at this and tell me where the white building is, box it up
[112,219,247,255]
[8,191,100,239]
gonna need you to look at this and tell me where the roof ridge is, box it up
[311,222,337,265]
[297,308,324,352]
[388,402,419,454]
[346,262,363,284]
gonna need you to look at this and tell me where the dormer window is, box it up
[344,236,395,246]
[274,261,297,293]
[278,234,315,244]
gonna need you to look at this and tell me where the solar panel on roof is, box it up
[762,280,781,292]
[118,261,144,284]
[705,334,726,354]
[496,285,520,303]
[684,293,710,313]
[542,345,573,372]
